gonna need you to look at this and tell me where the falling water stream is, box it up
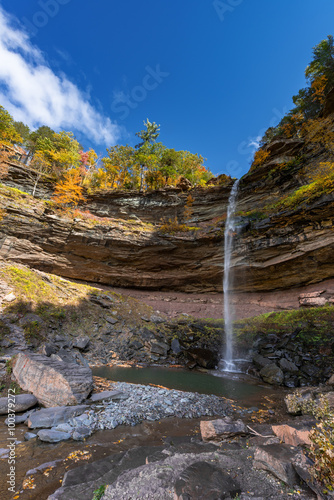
[222,179,240,372]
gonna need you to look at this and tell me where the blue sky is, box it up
[0,0,333,177]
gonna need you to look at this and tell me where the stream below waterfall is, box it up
[92,365,274,403]
[0,367,287,500]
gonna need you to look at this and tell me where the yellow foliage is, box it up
[183,194,194,222]
[311,75,328,104]
[301,117,334,152]
[159,216,198,235]
[273,162,334,210]
[252,150,270,168]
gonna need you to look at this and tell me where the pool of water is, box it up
[92,365,277,404]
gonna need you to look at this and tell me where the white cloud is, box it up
[0,6,121,146]
[248,136,262,151]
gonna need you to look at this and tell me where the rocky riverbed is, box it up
[6,381,234,445]
[0,375,326,500]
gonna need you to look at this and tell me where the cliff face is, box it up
[1,113,334,293]
[0,182,231,292]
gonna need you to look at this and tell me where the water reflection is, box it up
[92,365,274,403]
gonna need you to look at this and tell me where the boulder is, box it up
[253,444,299,486]
[292,451,325,499]
[253,353,273,370]
[150,341,169,357]
[72,426,92,441]
[27,405,89,429]
[279,358,298,373]
[13,353,93,407]
[40,343,57,357]
[271,422,313,446]
[0,393,38,415]
[50,349,78,364]
[37,429,71,443]
[327,373,334,385]
[171,338,182,355]
[200,417,248,442]
[53,423,73,433]
[186,347,218,369]
[5,409,35,424]
[260,364,284,385]
[73,336,90,351]
[174,461,241,500]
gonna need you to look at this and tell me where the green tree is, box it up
[27,125,55,157]
[135,119,160,191]
[306,35,334,86]
[13,121,30,144]
[159,148,182,185]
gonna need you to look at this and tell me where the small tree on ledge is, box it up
[52,168,85,208]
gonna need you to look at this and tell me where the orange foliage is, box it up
[52,168,85,207]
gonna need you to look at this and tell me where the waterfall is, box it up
[222,179,240,372]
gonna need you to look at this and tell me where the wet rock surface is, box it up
[48,436,314,500]
[0,393,37,415]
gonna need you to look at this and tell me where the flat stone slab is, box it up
[89,390,124,402]
[48,440,307,500]
[253,443,299,486]
[27,405,89,429]
[0,393,37,415]
[174,461,240,500]
[13,353,93,407]
[272,422,314,446]
[37,429,71,443]
[200,417,248,442]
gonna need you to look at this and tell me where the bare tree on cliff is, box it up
[135,119,160,192]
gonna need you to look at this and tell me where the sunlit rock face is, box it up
[1,113,334,294]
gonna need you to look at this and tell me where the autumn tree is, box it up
[0,106,22,144]
[52,168,85,207]
[101,145,135,189]
[79,148,98,185]
[49,131,80,174]
[260,35,334,145]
